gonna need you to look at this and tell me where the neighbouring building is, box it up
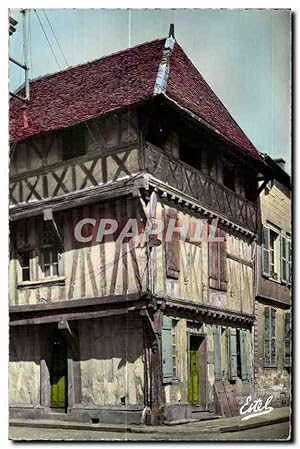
[254,157,292,406]
[9,28,287,425]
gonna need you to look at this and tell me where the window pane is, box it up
[52,249,58,263]
[22,268,30,281]
[44,265,51,277]
[43,249,50,265]
[52,263,58,276]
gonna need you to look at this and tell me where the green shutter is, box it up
[281,236,287,283]
[239,330,249,382]
[228,328,238,381]
[161,315,173,384]
[262,227,270,277]
[287,239,292,285]
[271,308,276,366]
[213,326,222,381]
[264,306,271,367]
[284,310,291,367]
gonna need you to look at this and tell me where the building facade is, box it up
[254,160,291,406]
[9,33,285,424]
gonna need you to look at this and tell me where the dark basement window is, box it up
[62,124,86,160]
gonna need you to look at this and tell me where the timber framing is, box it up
[10,291,150,326]
[10,175,148,221]
[145,176,256,238]
[151,295,254,327]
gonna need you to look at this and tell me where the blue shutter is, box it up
[228,328,238,381]
[262,227,270,277]
[240,330,249,382]
[213,326,222,381]
[281,235,287,283]
[161,315,173,384]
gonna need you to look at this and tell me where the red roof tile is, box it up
[9,39,165,143]
[9,37,261,160]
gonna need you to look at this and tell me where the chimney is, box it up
[274,158,286,171]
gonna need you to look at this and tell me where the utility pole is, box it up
[9,9,30,103]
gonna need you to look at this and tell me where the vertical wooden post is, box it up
[150,310,164,425]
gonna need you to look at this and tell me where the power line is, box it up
[42,9,69,67]
[34,9,61,70]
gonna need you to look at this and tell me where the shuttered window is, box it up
[287,238,292,286]
[208,224,226,291]
[262,227,270,277]
[213,326,222,381]
[281,235,287,283]
[165,208,180,279]
[264,306,276,367]
[161,316,173,384]
[228,329,238,381]
[284,310,291,368]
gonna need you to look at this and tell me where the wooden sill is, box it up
[17,276,66,288]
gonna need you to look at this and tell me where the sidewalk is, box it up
[10,406,290,435]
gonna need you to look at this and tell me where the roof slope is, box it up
[9,39,165,142]
[9,37,260,160]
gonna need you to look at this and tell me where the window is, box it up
[62,124,86,160]
[42,247,60,278]
[269,229,279,279]
[172,320,177,379]
[19,252,31,281]
[228,329,248,382]
[40,221,63,278]
[281,235,292,285]
[262,225,292,284]
[223,165,235,191]
[208,224,226,291]
[264,307,276,367]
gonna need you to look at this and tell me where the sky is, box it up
[9,8,291,172]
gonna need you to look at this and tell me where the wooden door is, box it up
[50,338,67,409]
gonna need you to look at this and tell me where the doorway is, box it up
[188,335,207,409]
[50,334,68,411]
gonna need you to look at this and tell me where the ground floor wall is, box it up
[161,316,254,420]
[254,300,291,407]
[10,312,268,424]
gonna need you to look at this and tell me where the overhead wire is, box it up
[34,9,61,70]
[42,9,69,67]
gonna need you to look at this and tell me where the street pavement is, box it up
[9,421,290,441]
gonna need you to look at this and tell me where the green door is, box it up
[188,348,199,405]
[50,340,67,409]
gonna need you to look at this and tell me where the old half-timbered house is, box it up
[254,158,291,407]
[9,28,285,424]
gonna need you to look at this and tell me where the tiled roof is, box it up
[9,37,260,160]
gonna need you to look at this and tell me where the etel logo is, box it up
[239,395,273,421]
